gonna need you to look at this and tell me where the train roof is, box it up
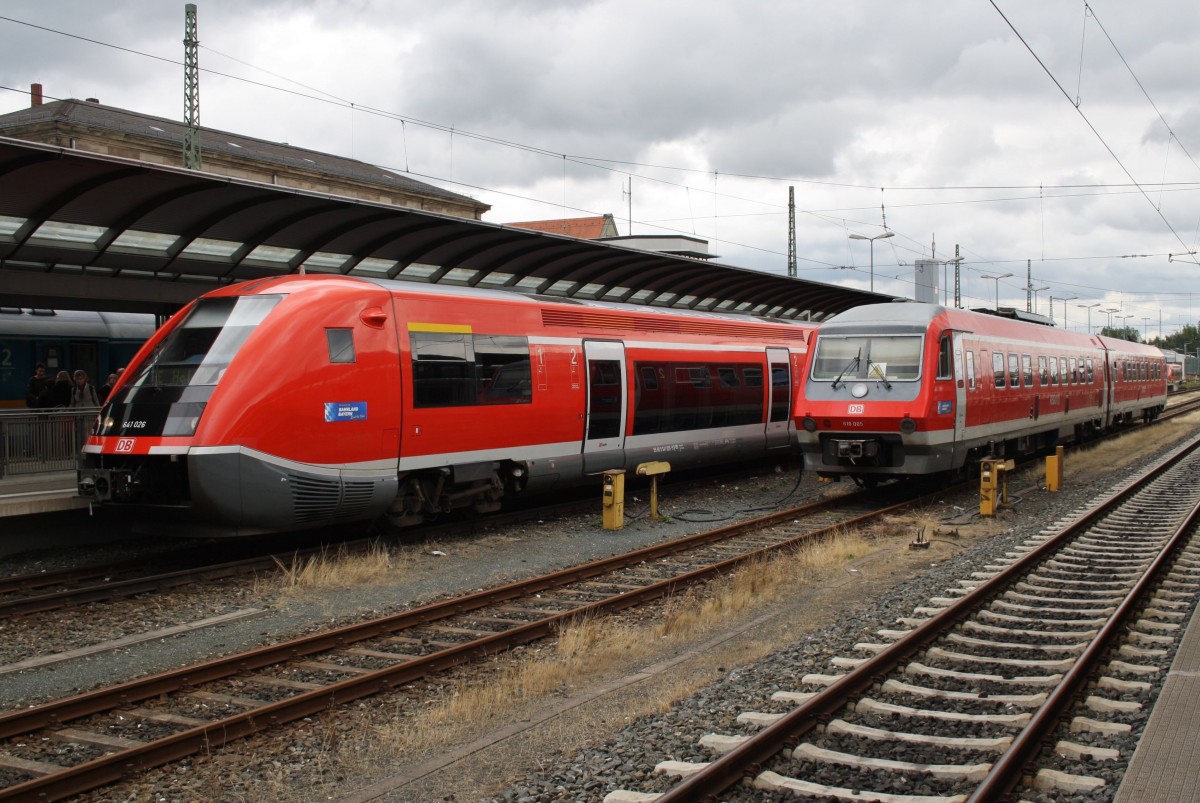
[0,308,156,339]
[222,274,819,332]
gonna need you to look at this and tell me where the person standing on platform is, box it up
[69,370,100,408]
[25,363,48,408]
[39,371,72,409]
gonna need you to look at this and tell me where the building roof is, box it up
[0,98,489,214]
[507,215,619,239]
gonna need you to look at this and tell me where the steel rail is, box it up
[654,430,1200,802]
[0,486,929,800]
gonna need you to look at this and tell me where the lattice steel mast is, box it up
[787,186,796,278]
[183,3,202,170]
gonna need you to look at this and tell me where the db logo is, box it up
[115,439,135,453]
[847,404,865,415]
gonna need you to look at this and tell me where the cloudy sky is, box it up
[2,1,1199,339]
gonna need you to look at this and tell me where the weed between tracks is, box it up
[268,540,399,593]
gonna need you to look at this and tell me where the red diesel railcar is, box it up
[796,303,1166,484]
[79,275,815,535]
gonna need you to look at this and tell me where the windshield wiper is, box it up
[831,350,861,390]
[868,362,893,390]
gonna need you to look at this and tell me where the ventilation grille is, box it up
[289,475,376,523]
[540,309,796,339]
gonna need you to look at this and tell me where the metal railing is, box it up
[0,409,99,479]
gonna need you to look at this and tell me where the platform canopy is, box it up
[0,137,885,318]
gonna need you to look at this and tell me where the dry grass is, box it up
[268,539,399,593]
[323,528,885,766]
[1065,416,1199,478]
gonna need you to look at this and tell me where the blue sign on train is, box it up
[324,401,368,422]
[937,400,953,415]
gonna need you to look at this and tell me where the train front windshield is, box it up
[811,335,924,383]
[95,295,281,438]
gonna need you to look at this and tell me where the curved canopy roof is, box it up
[0,137,886,318]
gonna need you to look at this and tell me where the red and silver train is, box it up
[78,275,815,535]
[796,303,1167,484]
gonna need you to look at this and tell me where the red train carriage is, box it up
[78,275,815,535]
[795,303,1166,484]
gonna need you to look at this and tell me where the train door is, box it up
[582,340,626,473]
[765,347,791,449]
[70,341,99,386]
[951,333,968,465]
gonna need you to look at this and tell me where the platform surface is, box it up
[1113,596,1200,802]
[0,471,85,517]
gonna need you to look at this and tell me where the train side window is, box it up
[326,328,355,363]
[966,350,976,390]
[412,332,473,407]
[640,366,658,390]
[1022,354,1033,387]
[936,336,952,379]
[1037,356,1048,386]
[1059,357,1069,386]
[718,367,739,388]
[475,335,532,404]
[1007,353,1020,388]
[1049,357,1058,385]
[675,366,711,388]
[1086,358,1094,383]
[743,366,763,387]
[1069,357,1078,384]
[770,361,790,422]
[992,351,1006,388]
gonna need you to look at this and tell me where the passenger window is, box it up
[743,367,763,387]
[1022,354,1033,387]
[411,331,532,407]
[1038,356,1049,386]
[640,366,658,390]
[1059,357,1069,385]
[1086,358,1094,383]
[993,351,1006,388]
[326,328,355,363]
[966,349,976,390]
[475,335,532,403]
[1069,357,1078,384]
[1008,353,1020,388]
[717,367,739,388]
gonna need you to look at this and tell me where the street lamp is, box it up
[1059,296,1077,330]
[1030,284,1049,314]
[1102,307,1120,331]
[848,231,895,293]
[1119,314,1136,339]
[1077,302,1100,335]
[980,272,1013,310]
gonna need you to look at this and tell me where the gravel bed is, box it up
[481,436,1198,803]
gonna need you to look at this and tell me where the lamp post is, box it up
[848,231,894,293]
[1102,307,1120,332]
[980,272,1013,310]
[1077,302,1100,335]
[1119,314,1136,340]
[1059,296,1077,330]
[1031,284,1049,315]
[1142,317,1151,341]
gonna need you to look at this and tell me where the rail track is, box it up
[0,478,940,800]
[601,430,1200,802]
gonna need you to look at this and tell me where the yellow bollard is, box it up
[601,469,625,530]
[1045,446,1064,492]
[980,458,1015,517]
[636,461,671,520]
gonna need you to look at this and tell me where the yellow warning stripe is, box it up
[407,322,472,333]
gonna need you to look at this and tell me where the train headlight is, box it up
[802,417,818,432]
[899,417,917,434]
